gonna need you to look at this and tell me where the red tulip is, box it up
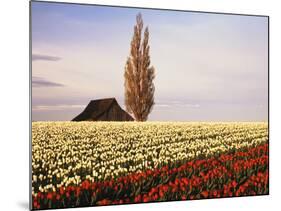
[201,191,208,198]
[134,195,142,203]
[97,199,110,206]
[181,195,187,200]
[47,192,53,200]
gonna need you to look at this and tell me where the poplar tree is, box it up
[124,13,155,121]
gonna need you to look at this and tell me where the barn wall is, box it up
[95,104,133,121]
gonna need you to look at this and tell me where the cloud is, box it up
[32,54,61,61]
[155,104,171,108]
[154,101,200,108]
[178,104,200,108]
[32,104,85,111]
[32,77,64,87]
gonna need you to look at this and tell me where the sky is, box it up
[31,1,268,122]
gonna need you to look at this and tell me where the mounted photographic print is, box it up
[30,0,269,210]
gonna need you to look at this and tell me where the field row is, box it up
[32,142,269,209]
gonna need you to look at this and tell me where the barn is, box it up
[72,98,134,121]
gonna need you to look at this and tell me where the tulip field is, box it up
[31,122,268,209]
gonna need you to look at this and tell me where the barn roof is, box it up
[72,98,133,121]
